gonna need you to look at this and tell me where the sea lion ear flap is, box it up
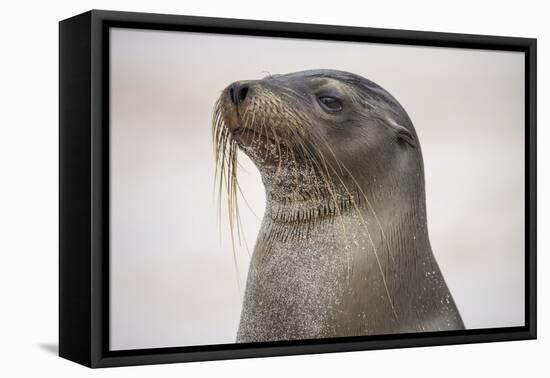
[386,117,416,148]
[395,126,417,148]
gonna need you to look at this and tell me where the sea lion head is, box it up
[213,69,425,225]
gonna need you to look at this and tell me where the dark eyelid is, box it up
[316,90,342,99]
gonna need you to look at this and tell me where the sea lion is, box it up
[212,69,465,343]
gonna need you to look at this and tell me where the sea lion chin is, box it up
[213,69,465,343]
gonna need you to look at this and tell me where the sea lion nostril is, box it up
[229,83,249,106]
[229,86,236,104]
[237,85,248,104]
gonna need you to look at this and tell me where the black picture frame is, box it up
[59,9,537,368]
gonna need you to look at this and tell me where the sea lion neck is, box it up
[258,159,430,245]
[255,154,364,234]
[264,190,358,227]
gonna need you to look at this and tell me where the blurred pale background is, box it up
[109,28,524,351]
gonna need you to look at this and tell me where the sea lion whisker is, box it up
[213,101,245,292]
[289,139,350,241]
[317,132,396,265]
[306,132,398,318]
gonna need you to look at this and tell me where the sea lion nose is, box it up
[229,82,249,106]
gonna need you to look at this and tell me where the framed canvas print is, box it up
[59,10,537,368]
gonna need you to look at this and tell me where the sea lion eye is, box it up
[317,96,343,112]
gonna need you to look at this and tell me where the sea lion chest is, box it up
[237,215,399,342]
